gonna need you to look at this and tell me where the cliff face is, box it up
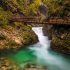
[43,25,70,54]
[0,22,38,52]
[51,25,70,54]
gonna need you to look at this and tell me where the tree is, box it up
[42,0,70,17]
[0,7,12,26]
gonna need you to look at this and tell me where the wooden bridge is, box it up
[11,16,70,25]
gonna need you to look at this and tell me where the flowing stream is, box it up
[7,27,70,70]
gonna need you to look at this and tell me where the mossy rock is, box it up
[0,24,38,52]
[22,31,38,45]
[51,35,70,54]
[13,22,32,31]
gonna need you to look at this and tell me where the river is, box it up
[7,27,70,70]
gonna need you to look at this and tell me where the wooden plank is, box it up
[11,16,70,25]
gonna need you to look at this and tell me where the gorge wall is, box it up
[43,24,70,55]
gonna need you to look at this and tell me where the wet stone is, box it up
[0,57,20,70]
[23,63,48,70]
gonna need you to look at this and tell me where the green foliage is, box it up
[14,22,32,31]
[0,0,42,15]
[0,0,70,17]
[42,0,70,17]
[0,0,18,12]
[17,0,30,15]
[29,0,41,14]
[0,7,13,26]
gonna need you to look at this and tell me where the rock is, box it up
[0,23,38,52]
[23,62,48,70]
[43,25,53,40]
[43,25,70,54]
[51,25,70,54]
[0,57,20,70]
[51,35,70,54]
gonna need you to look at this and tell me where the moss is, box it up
[0,23,38,51]
[0,0,43,15]
[51,35,70,54]
[22,31,38,45]
[49,25,70,54]
[14,22,32,31]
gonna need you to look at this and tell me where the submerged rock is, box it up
[0,57,20,70]
[23,62,48,70]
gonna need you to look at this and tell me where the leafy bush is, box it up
[42,0,70,17]
[0,7,13,26]
[14,22,32,31]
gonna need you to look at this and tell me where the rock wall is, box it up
[43,25,70,54]
[43,25,53,40]
[0,22,38,53]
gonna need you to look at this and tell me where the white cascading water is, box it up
[29,27,70,70]
[32,27,50,49]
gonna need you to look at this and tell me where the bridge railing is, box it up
[11,16,70,25]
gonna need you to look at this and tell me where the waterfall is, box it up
[29,27,70,70]
[32,27,50,49]
[29,27,51,63]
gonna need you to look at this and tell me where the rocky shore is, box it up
[43,25,70,55]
